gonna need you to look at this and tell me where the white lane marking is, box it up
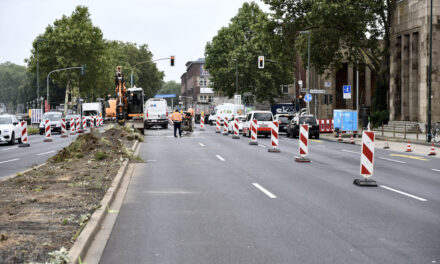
[216,154,225,161]
[258,144,266,148]
[377,157,407,164]
[252,183,277,199]
[2,146,18,151]
[146,160,157,162]
[432,169,440,173]
[37,150,55,156]
[0,158,20,164]
[341,149,359,154]
[380,185,427,202]
[199,143,205,147]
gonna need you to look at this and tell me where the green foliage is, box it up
[370,110,389,127]
[0,62,33,112]
[94,151,107,160]
[157,80,180,105]
[204,2,294,103]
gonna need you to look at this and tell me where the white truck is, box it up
[208,103,244,125]
[144,98,168,129]
[82,102,102,127]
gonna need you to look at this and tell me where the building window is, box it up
[208,96,213,102]
[199,78,207,87]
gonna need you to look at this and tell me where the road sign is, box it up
[298,80,303,88]
[304,93,312,102]
[155,94,176,98]
[343,85,351,99]
[300,88,308,93]
[310,89,325,94]
[324,81,331,87]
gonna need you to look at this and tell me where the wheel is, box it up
[18,136,22,144]
[40,132,43,135]
[8,132,15,145]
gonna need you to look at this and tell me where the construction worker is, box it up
[170,109,182,137]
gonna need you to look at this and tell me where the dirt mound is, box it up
[0,126,140,263]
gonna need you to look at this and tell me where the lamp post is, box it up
[427,0,433,142]
[36,38,45,111]
[46,66,84,110]
[300,31,311,115]
[232,58,238,95]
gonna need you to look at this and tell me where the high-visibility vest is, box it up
[171,112,182,122]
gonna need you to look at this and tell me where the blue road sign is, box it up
[304,93,312,102]
[343,85,351,99]
[154,94,176,98]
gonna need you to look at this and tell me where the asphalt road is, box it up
[0,127,105,180]
[101,125,440,264]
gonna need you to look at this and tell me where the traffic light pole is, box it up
[131,57,174,88]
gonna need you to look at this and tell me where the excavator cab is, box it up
[127,87,144,119]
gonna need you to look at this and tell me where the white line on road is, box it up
[377,157,407,164]
[0,158,19,164]
[252,183,277,199]
[2,146,18,151]
[216,154,225,161]
[341,149,359,155]
[258,144,266,148]
[199,143,205,147]
[432,169,440,173]
[380,185,427,202]
[37,150,55,156]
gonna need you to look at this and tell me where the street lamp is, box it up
[427,0,433,142]
[36,38,45,111]
[300,31,311,115]
[232,58,238,95]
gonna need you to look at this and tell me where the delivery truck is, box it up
[333,109,358,137]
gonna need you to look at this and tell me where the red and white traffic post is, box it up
[76,117,82,133]
[223,117,229,135]
[200,112,205,131]
[18,121,30,147]
[82,116,87,133]
[232,117,240,139]
[70,117,76,135]
[95,116,99,128]
[61,118,68,138]
[43,119,53,142]
[249,119,258,145]
[295,124,311,162]
[100,115,103,126]
[354,131,377,187]
[268,121,280,152]
[90,116,94,129]
[216,115,221,133]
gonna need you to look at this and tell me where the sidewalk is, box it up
[320,132,439,158]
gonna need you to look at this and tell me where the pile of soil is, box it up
[0,126,143,263]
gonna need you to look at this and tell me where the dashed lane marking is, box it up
[2,146,18,151]
[0,158,19,164]
[37,150,55,156]
[377,157,407,164]
[380,185,427,202]
[258,144,266,148]
[341,149,359,155]
[432,169,440,173]
[216,154,225,161]
[199,143,205,147]
[252,183,277,199]
[390,154,428,161]
[311,139,323,143]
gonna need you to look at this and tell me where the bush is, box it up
[94,151,107,160]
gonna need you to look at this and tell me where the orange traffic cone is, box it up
[350,135,355,144]
[383,137,390,149]
[428,143,436,156]
[338,134,343,142]
[405,140,412,152]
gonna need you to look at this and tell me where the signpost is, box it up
[304,93,312,102]
[310,89,325,94]
[343,85,351,99]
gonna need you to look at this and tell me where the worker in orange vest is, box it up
[170,109,183,138]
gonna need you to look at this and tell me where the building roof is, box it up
[185,58,205,68]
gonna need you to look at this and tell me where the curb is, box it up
[68,140,139,264]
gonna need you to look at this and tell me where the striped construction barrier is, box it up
[317,119,334,133]
[82,116,87,132]
[223,117,228,135]
[70,117,76,135]
[95,116,99,128]
[295,124,310,162]
[200,112,205,131]
[61,118,68,138]
[100,116,103,127]
[354,131,377,186]
[19,121,30,147]
[249,119,258,145]
[76,117,82,133]
[90,116,94,128]
[44,119,53,142]
[268,121,280,152]
[232,117,240,139]
[216,116,220,133]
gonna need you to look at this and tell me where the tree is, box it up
[264,0,396,111]
[157,80,181,106]
[0,62,33,112]
[205,2,294,103]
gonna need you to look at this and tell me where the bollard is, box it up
[43,119,53,142]
[90,116,94,129]
[295,124,310,162]
[249,119,258,145]
[82,116,87,132]
[61,118,68,138]
[232,117,240,139]
[223,117,229,135]
[76,117,82,133]
[353,131,377,187]
[70,117,76,135]
[268,121,280,152]
[18,121,30,147]
[100,116,103,127]
[216,116,221,133]
[200,112,205,131]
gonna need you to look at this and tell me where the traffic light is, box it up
[81,65,86,76]
[170,56,175,66]
[258,56,264,69]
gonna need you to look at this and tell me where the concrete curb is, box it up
[68,140,139,264]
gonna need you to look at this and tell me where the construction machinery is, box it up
[114,66,145,134]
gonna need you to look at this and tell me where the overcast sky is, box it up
[0,0,269,83]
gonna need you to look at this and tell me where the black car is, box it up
[286,115,320,139]
[275,114,294,133]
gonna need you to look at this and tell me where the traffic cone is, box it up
[383,137,390,149]
[350,135,355,144]
[428,143,436,156]
[338,134,343,142]
[405,140,412,152]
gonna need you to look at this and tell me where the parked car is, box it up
[39,112,62,135]
[286,115,320,139]
[275,114,294,133]
[0,114,22,145]
[242,111,274,138]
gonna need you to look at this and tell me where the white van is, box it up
[144,98,168,129]
[242,110,274,137]
[209,103,244,125]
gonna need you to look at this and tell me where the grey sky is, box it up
[0,0,269,83]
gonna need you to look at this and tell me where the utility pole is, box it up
[427,0,433,142]
[300,31,311,115]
